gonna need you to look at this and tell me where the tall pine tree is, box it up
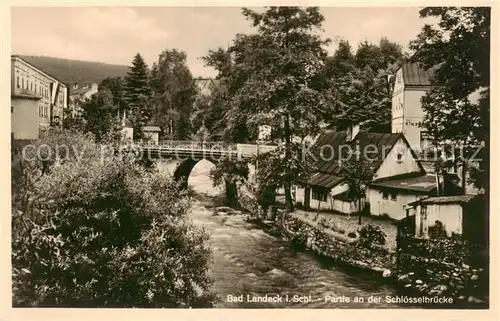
[124,53,152,139]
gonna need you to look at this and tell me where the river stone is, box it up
[382,269,392,278]
[415,279,423,285]
[471,275,479,280]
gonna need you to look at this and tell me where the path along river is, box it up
[160,161,414,309]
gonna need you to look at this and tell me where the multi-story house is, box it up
[11,55,68,140]
[390,62,435,151]
[69,82,99,117]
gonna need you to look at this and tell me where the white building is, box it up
[69,83,99,117]
[406,195,476,238]
[11,55,68,140]
[295,124,438,220]
[390,62,435,151]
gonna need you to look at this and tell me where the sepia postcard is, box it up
[3,2,498,321]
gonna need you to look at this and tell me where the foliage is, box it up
[326,38,404,132]
[150,49,198,140]
[209,155,249,188]
[339,153,374,224]
[11,130,215,307]
[357,224,387,247]
[410,7,490,191]
[124,53,151,110]
[340,155,374,201]
[203,7,334,211]
[100,77,128,113]
[124,53,154,139]
[81,88,120,142]
[62,109,85,133]
[19,55,129,86]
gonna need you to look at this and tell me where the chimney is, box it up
[346,124,360,142]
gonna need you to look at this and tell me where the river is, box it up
[162,160,413,309]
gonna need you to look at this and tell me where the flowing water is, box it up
[161,160,413,309]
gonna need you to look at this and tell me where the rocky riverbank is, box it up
[237,190,489,308]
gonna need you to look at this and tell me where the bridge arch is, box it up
[172,157,249,204]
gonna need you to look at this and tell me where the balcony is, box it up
[12,88,43,100]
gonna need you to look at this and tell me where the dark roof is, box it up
[401,62,436,86]
[371,173,437,193]
[303,130,423,188]
[408,195,475,206]
[306,172,343,189]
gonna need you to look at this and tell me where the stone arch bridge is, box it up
[138,140,277,202]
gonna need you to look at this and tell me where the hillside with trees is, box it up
[19,55,130,86]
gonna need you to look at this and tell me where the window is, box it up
[35,83,37,92]
[390,193,397,201]
[382,191,389,200]
[419,205,428,236]
[397,153,403,163]
[16,76,20,88]
[30,82,33,91]
[312,187,328,202]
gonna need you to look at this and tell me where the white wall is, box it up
[391,69,405,134]
[374,137,422,180]
[121,127,134,142]
[307,184,361,214]
[295,186,305,204]
[11,97,39,140]
[415,203,463,238]
[309,196,333,211]
[237,143,277,156]
[332,198,363,214]
[403,89,430,149]
[368,187,421,220]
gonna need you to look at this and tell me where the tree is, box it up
[100,76,127,113]
[150,49,197,140]
[208,7,334,212]
[209,156,249,205]
[124,53,153,138]
[12,130,215,307]
[327,38,404,133]
[200,47,255,143]
[339,154,374,225]
[81,88,119,142]
[409,7,490,192]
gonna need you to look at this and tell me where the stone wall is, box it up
[396,235,489,305]
[276,210,395,277]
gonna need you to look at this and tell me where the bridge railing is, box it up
[155,140,238,151]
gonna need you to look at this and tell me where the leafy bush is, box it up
[357,224,386,247]
[12,130,215,307]
[347,232,357,238]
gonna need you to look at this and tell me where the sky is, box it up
[11,6,434,78]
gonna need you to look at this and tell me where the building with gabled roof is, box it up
[390,62,438,151]
[295,124,438,219]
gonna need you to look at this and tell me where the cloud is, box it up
[66,7,170,41]
[11,7,170,64]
